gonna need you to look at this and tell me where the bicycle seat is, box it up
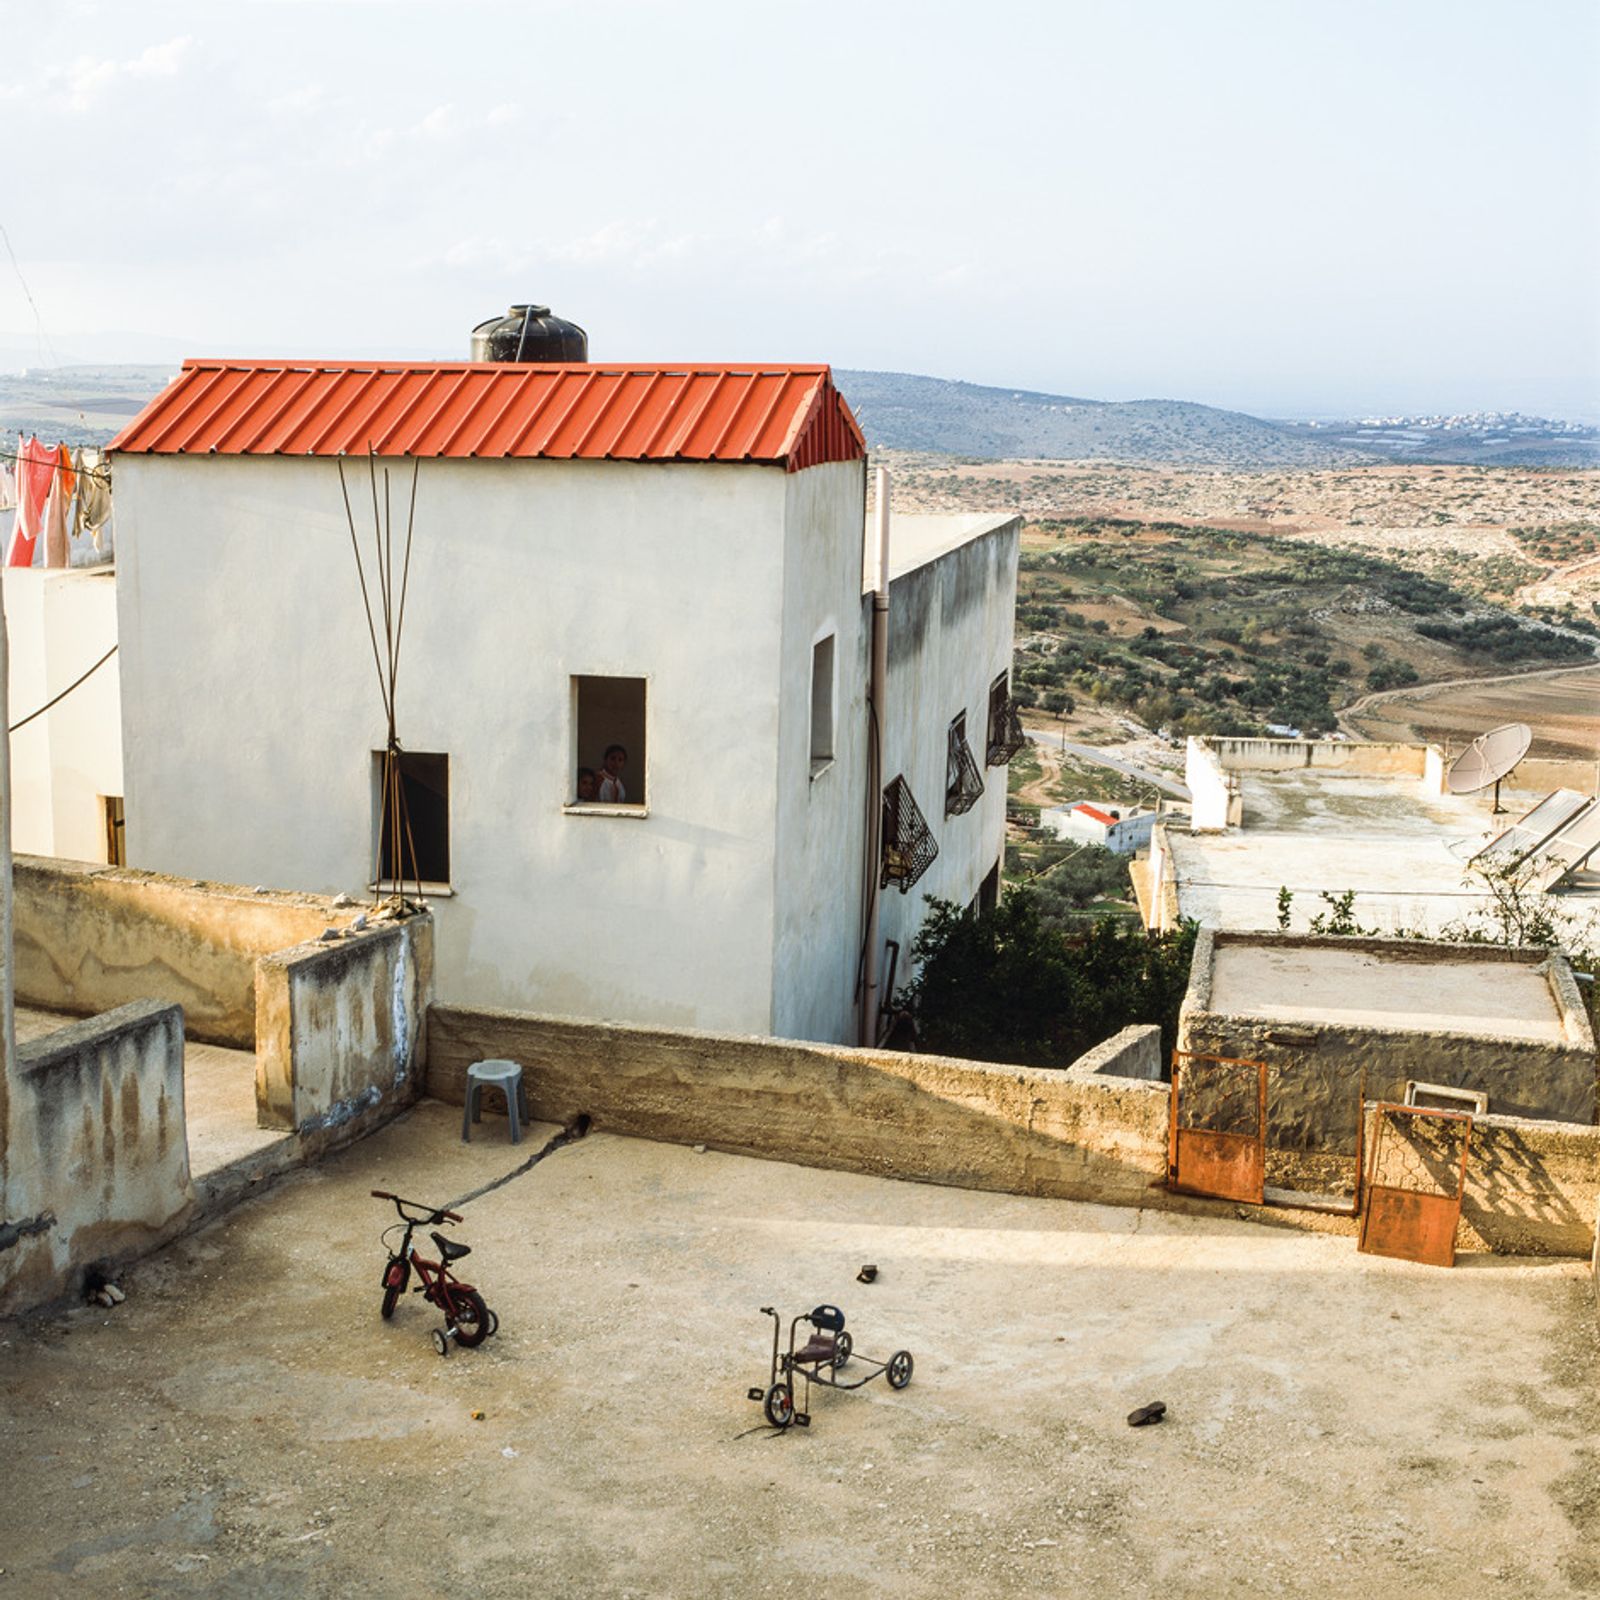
[430,1231,471,1262]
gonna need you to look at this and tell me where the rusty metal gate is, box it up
[1168,1052,1268,1204]
[1358,1104,1472,1268]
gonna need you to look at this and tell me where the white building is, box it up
[1040,800,1156,855]
[105,358,1021,1045]
[2,565,123,863]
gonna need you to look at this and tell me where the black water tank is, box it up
[471,304,588,363]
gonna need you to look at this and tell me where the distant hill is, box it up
[836,370,1375,468]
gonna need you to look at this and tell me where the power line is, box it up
[0,222,59,369]
[8,644,117,733]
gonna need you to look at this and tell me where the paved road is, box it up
[1027,729,1190,799]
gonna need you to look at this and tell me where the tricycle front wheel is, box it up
[763,1383,794,1428]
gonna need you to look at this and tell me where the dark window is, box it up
[375,751,449,886]
[881,775,939,894]
[978,859,1000,915]
[573,675,647,807]
[102,795,125,866]
[945,711,985,817]
[986,673,1026,767]
[810,635,835,774]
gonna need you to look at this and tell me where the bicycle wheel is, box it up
[448,1288,490,1348]
[380,1261,409,1321]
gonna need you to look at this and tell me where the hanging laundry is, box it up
[8,435,56,566]
[71,447,111,550]
[42,443,76,568]
[0,459,15,511]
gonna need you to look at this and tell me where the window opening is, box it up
[573,675,647,807]
[810,634,835,775]
[102,795,125,867]
[881,775,939,893]
[985,672,1026,767]
[945,711,985,817]
[375,751,449,886]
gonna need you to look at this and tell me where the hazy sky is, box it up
[3,0,1596,418]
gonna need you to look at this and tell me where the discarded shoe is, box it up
[1126,1401,1167,1427]
[857,1264,878,1284]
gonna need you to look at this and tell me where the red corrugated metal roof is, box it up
[108,360,866,472]
[1074,803,1119,827]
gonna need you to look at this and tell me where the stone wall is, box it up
[255,915,433,1152]
[1181,929,1598,1130]
[427,1008,1174,1209]
[0,1001,192,1313]
[12,856,343,1047]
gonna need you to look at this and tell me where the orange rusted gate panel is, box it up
[1168,1052,1268,1205]
[1358,1104,1472,1269]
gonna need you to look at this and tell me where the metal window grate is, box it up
[985,676,1026,767]
[882,775,939,893]
[945,713,985,817]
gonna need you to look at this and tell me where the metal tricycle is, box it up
[747,1304,913,1429]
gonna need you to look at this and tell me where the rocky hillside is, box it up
[836,370,1375,467]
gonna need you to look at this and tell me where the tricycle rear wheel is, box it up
[887,1350,914,1389]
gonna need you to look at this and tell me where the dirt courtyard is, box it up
[2,1101,1597,1598]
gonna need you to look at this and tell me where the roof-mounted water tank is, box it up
[470,304,588,363]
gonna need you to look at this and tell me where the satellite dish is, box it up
[1447,722,1531,813]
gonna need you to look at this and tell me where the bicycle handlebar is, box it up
[371,1190,462,1223]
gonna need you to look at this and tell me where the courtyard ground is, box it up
[1,1101,1596,1598]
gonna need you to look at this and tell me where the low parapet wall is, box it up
[11,856,344,1047]
[256,915,433,1150]
[1456,1110,1600,1257]
[428,1009,1173,1209]
[0,1001,193,1314]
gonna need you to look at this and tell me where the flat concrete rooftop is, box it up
[2,1102,1595,1597]
[1171,769,1600,937]
[1210,942,1566,1041]
[867,510,1018,587]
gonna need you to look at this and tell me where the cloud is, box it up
[3,35,193,113]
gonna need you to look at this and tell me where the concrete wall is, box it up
[255,914,432,1149]
[426,1005,1172,1208]
[769,462,869,1044]
[11,855,345,1046]
[2,567,122,861]
[1181,930,1598,1131]
[1454,1110,1600,1257]
[877,519,1019,999]
[0,1000,192,1313]
[114,453,796,1036]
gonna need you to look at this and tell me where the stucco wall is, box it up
[769,462,870,1044]
[2,567,122,861]
[255,914,432,1149]
[877,519,1019,998]
[426,1004,1171,1208]
[113,453,796,1035]
[1181,930,1598,1131]
[11,855,344,1047]
[0,1000,192,1313]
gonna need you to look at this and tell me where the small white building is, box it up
[105,358,1021,1045]
[1040,800,1156,855]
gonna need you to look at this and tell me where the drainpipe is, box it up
[0,590,14,1219]
[860,467,890,1046]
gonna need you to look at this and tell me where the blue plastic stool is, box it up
[462,1058,528,1145]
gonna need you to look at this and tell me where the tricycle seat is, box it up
[792,1335,837,1365]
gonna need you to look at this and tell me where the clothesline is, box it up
[0,442,110,484]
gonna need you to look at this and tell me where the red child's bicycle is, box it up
[372,1190,500,1356]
